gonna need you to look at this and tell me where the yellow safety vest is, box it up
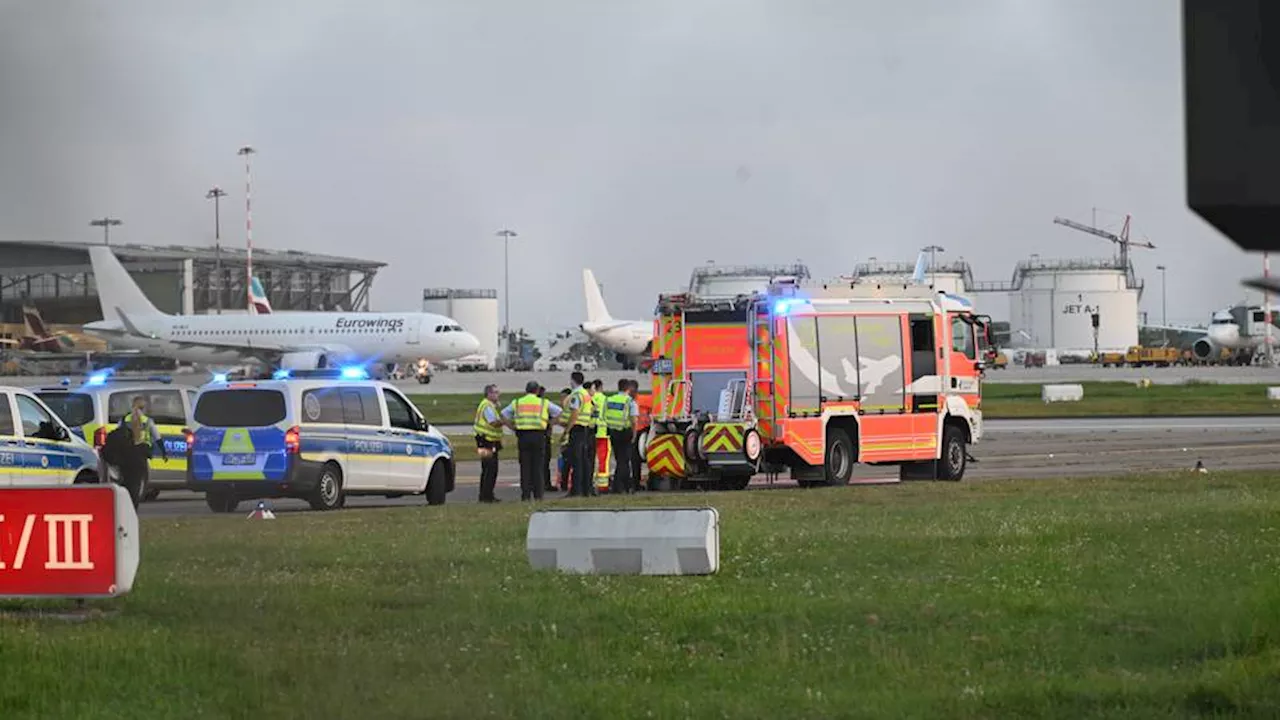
[120,411,152,445]
[603,393,631,431]
[473,399,502,441]
[513,394,549,431]
[571,387,594,427]
[592,392,608,438]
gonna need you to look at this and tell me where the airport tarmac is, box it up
[135,415,1280,517]
[12,362,1280,396]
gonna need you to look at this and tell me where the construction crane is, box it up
[1052,213,1155,274]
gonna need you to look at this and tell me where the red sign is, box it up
[0,486,138,598]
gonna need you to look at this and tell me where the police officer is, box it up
[473,384,504,503]
[603,379,639,494]
[501,380,562,501]
[564,371,594,496]
[536,384,556,493]
[627,379,645,491]
[118,395,166,507]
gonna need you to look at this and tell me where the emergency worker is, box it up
[590,379,608,492]
[627,379,645,490]
[564,371,594,496]
[604,379,639,494]
[537,385,556,493]
[115,395,166,507]
[501,381,562,501]
[557,388,574,492]
[473,384,504,503]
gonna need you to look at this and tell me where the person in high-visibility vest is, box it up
[536,385,556,493]
[500,380,562,501]
[556,388,575,492]
[628,379,646,491]
[590,379,610,492]
[603,379,639,494]
[564,371,595,496]
[472,384,504,503]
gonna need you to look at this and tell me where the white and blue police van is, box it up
[0,385,102,486]
[185,368,455,513]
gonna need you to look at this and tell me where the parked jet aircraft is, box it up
[579,268,653,368]
[82,246,480,370]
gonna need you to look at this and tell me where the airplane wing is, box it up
[1143,323,1208,334]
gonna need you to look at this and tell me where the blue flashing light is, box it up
[85,372,108,386]
[211,372,229,384]
[774,299,791,315]
[59,377,71,387]
[272,369,292,380]
[339,366,369,380]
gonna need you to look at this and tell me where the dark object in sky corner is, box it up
[1183,0,1280,252]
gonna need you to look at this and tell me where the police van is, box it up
[0,385,101,486]
[33,373,196,500]
[186,368,455,513]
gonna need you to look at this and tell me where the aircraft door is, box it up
[403,315,421,345]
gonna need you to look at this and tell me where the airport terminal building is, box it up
[0,241,385,325]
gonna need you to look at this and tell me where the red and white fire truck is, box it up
[644,278,991,488]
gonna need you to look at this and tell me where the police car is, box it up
[186,367,455,513]
[33,372,196,500]
[0,385,101,486]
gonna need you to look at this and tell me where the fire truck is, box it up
[644,279,990,488]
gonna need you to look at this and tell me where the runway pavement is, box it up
[135,415,1280,517]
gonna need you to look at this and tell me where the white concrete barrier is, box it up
[1268,387,1280,401]
[527,507,720,575]
[1042,384,1084,403]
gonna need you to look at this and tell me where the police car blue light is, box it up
[85,372,109,386]
[211,372,229,383]
[272,368,292,380]
[339,366,368,380]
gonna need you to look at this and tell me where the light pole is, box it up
[495,228,517,342]
[206,187,228,313]
[921,244,945,288]
[237,146,256,312]
[1155,264,1167,326]
[89,217,122,245]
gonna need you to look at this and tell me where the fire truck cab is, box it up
[645,279,989,489]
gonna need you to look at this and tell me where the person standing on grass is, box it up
[472,384,504,504]
[604,379,638,494]
[627,379,645,491]
[590,378,609,493]
[564,371,594,496]
[536,384,556,493]
[501,380,562,501]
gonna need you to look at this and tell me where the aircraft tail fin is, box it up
[249,277,272,314]
[88,246,164,321]
[911,252,928,285]
[583,268,612,323]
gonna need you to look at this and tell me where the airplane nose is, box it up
[460,331,480,354]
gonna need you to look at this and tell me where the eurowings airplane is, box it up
[249,277,272,314]
[579,268,653,364]
[82,246,480,370]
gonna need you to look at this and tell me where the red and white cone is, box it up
[247,500,276,519]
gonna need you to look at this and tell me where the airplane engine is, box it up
[1191,337,1219,362]
[278,350,330,370]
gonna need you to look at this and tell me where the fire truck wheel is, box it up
[939,424,966,481]
[824,428,854,486]
[743,429,762,463]
[684,429,701,461]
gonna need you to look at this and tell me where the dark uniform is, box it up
[566,383,595,496]
[473,396,503,503]
[502,385,562,501]
[602,384,637,494]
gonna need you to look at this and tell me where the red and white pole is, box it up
[237,146,256,313]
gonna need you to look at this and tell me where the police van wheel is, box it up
[206,491,239,514]
[74,470,98,485]
[426,462,448,506]
[309,463,345,511]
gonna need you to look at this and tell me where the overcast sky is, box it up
[0,0,1264,331]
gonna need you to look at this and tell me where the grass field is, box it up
[412,381,1280,426]
[4,472,1280,718]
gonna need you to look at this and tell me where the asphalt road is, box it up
[136,415,1280,517]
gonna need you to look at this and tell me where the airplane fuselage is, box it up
[84,311,479,367]
[580,320,653,357]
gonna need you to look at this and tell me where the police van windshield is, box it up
[194,389,287,427]
[35,392,95,427]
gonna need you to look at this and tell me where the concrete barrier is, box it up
[527,507,720,575]
[1268,387,1280,401]
[1042,384,1084,403]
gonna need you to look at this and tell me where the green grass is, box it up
[413,382,1280,425]
[5,472,1280,718]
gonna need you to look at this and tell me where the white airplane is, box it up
[82,246,480,371]
[1148,304,1279,363]
[579,268,653,367]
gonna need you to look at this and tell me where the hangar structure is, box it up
[0,241,385,326]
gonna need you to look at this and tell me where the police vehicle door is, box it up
[12,394,70,485]
[339,385,390,490]
[380,388,428,490]
[0,392,21,486]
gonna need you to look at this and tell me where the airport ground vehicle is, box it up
[185,368,455,513]
[33,373,194,499]
[644,281,988,488]
[0,385,101,485]
[414,358,433,384]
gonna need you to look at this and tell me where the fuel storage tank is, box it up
[1009,258,1140,353]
